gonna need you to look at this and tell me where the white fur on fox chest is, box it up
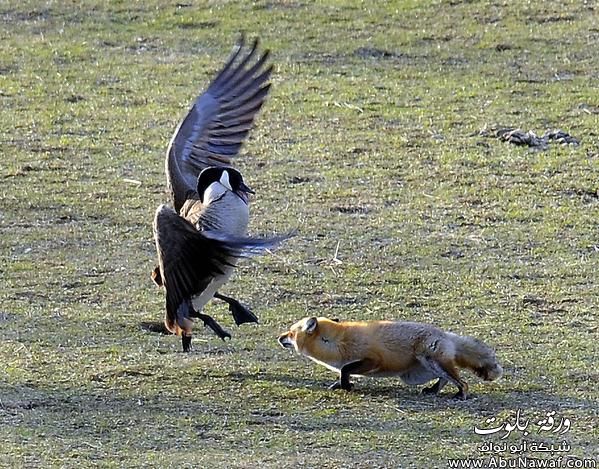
[305,356,384,377]
[305,354,433,381]
[306,356,345,374]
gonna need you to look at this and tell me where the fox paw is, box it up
[329,381,353,391]
[420,386,438,395]
[328,381,342,390]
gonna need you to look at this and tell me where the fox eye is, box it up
[321,337,329,343]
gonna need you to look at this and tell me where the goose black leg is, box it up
[182,334,192,352]
[214,292,258,325]
[188,308,232,341]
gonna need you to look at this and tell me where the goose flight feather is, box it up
[166,36,273,212]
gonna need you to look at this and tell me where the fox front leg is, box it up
[328,380,349,391]
[329,359,374,391]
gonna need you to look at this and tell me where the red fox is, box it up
[278,317,502,399]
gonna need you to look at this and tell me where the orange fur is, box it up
[278,317,502,397]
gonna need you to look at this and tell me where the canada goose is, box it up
[152,36,290,352]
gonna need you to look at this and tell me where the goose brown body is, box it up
[152,37,290,350]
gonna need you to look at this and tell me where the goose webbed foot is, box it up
[214,292,258,325]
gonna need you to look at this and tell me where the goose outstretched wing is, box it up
[166,36,273,212]
[153,205,291,332]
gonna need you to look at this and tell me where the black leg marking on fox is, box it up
[330,359,374,391]
[328,381,343,390]
[214,292,258,325]
[421,378,448,395]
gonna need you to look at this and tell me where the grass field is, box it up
[1,1,598,467]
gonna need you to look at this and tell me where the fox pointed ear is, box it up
[303,317,318,334]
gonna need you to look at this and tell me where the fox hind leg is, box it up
[421,378,448,395]
[422,357,469,399]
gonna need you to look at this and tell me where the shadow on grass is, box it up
[221,370,599,416]
[2,376,597,451]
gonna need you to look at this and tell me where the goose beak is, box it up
[236,182,255,204]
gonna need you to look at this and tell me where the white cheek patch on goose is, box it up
[219,171,233,191]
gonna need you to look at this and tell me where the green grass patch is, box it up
[1,0,597,467]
